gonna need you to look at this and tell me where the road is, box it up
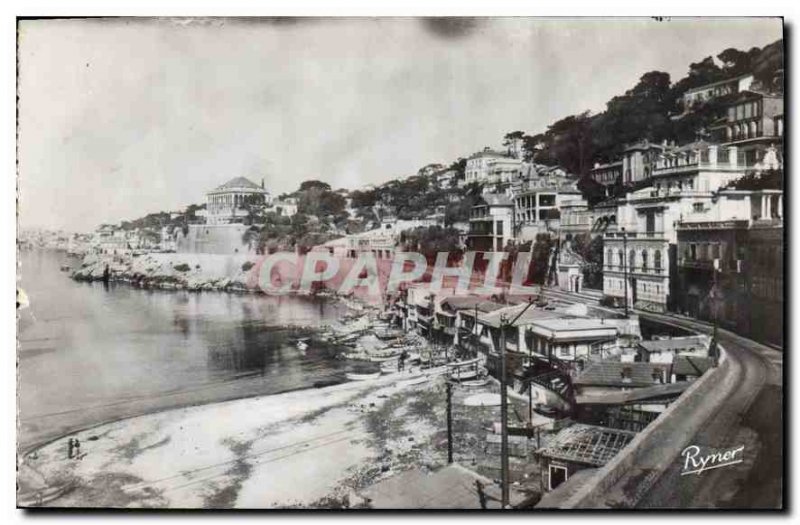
[543,289,784,509]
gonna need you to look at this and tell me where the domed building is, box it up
[206,177,272,225]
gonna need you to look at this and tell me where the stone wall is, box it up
[176,224,253,255]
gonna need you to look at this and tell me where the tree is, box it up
[448,158,467,180]
[532,112,595,176]
[299,180,331,192]
[400,226,463,265]
[241,194,267,226]
[571,233,604,289]
[502,131,526,159]
[528,234,554,285]
[717,47,756,76]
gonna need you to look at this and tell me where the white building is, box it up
[602,141,748,312]
[464,147,522,185]
[680,74,755,111]
[206,177,272,225]
[434,169,457,188]
[272,197,298,217]
[466,193,515,252]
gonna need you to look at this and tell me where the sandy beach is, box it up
[21,368,460,509]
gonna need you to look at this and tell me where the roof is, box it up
[440,296,506,313]
[212,177,266,192]
[477,193,514,207]
[672,355,713,377]
[573,361,669,388]
[468,148,512,160]
[575,381,689,406]
[589,161,623,172]
[536,423,636,467]
[638,335,709,354]
[360,464,529,509]
[683,73,754,95]
[624,140,667,153]
[528,318,619,337]
[473,303,566,328]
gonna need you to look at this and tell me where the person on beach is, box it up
[73,439,81,460]
[398,349,408,372]
[67,438,74,459]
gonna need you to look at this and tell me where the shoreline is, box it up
[19,367,456,508]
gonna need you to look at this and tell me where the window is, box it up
[618,249,624,268]
[539,194,556,207]
[693,203,704,212]
[689,244,697,261]
[629,250,636,270]
[607,249,613,267]
[495,221,503,236]
[711,243,721,259]
[641,250,649,271]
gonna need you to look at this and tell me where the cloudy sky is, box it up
[18,17,782,232]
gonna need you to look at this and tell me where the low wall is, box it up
[558,345,738,508]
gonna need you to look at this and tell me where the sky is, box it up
[17,17,782,232]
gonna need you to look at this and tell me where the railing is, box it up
[604,231,665,240]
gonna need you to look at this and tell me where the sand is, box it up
[22,368,450,509]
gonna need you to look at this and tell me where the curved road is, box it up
[635,312,783,509]
[543,289,784,509]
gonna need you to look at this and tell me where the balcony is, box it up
[604,230,666,241]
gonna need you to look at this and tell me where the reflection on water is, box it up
[17,250,349,446]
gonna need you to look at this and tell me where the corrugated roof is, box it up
[536,423,636,467]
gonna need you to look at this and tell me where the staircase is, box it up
[520,353,576,413]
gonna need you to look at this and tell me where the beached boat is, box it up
[373,327,405,340]
[447,358,483,380]
[346,371,382,381]
[459,377,491,387]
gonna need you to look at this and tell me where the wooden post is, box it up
[446,381,454,464]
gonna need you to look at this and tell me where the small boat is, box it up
[296,338,310,351]
[460,377,491,388]
[374,327,405,340]
[447,358,483,380]
[398,376,430,387]
[346,371,382,381]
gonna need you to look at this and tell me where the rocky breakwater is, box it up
[71,252,262,293]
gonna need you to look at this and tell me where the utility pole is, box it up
[622,227,629,318]
[498,298,535,509]
[711,258,720,366]
[446,381,454,464]
[498,313,510,509]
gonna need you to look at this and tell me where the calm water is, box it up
[17,250,348,447]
